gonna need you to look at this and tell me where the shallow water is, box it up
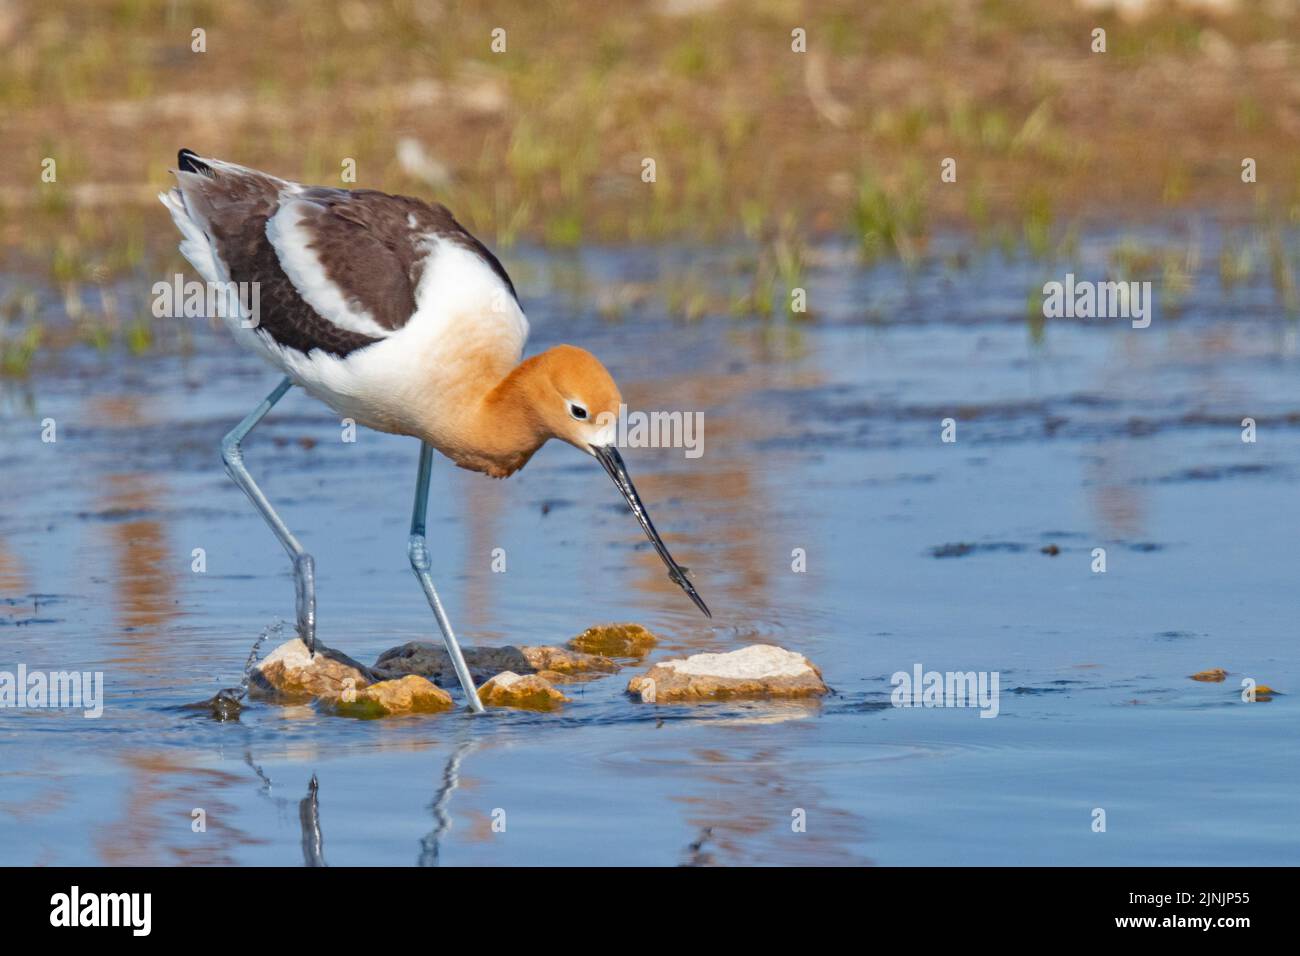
[2,228,1298,865]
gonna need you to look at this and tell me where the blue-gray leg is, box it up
[409,442,483,713]
[220,376,318,653]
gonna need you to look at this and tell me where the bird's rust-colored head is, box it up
[484,344,710,618]
[528,344,625,452]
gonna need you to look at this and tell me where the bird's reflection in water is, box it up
[418,738,478,867]
[238,746,327,866]
[299,773,327,867]
[239,726,476,866]
[681,826,715,867]
[243,749,281,804]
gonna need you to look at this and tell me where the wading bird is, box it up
[160,149,709,712]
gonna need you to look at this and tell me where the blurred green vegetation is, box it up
[2,0,1300,368]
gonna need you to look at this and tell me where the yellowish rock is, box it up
[628,644,828,703]
[567,623,659,658]
[478,671,570,711]
[519,644,618,678]
[326,674,454,718]
[249,638,374,703]
[1190,668,1229,682]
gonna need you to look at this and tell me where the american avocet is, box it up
[160,149,709,713]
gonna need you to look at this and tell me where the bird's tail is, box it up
[178,148,213,176]
[158,171,223,284]
[159,148,295,285]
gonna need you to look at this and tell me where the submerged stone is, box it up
[627,644,828,703]
[478,671,570,711]
[185,687,243,721]
[373,642,526,684]
[374,641,617,685]
[566,623,659,658]
[324,674,454,718]
[249,638,375,703]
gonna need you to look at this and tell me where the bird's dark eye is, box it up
[569,404,588,420]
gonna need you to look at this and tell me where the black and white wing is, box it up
[159,149,518,359]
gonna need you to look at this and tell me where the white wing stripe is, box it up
[266,199,394,341]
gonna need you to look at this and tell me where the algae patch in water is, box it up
[930,541,1026,559]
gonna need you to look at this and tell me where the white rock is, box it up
[259,638,315,672]
[627,644,828,703]
[659,645,814,679]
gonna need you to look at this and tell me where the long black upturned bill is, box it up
[591,444,711,618]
